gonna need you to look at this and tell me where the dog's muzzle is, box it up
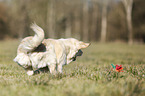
[71,49,83,61]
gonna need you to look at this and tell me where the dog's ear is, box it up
[77,41,90,49]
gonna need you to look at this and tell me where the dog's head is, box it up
[66,38,90,64]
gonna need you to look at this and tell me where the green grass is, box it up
[0,40,145,96]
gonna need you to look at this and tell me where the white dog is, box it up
[14,23,90,75]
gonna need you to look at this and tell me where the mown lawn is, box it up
[0,40,145,96]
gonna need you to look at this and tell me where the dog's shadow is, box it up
[33,67,64,79]
[34,67,49,75]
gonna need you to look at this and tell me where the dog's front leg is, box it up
[25,66,34,76]
[57,64,63,73]
[49,64,56,75]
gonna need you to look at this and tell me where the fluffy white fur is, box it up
[14,23,90,75]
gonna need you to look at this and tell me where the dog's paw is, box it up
[27,70,34,76]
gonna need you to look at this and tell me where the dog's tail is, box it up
[17,23,45,53]
[30,23,45,50]
[14,23,45,67]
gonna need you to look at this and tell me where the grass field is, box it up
[0,40,145,96]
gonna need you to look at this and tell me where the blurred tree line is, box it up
[0,0,145,43]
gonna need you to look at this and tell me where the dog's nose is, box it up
[76,49,83,56]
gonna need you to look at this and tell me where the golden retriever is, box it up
[14,23,90,75]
